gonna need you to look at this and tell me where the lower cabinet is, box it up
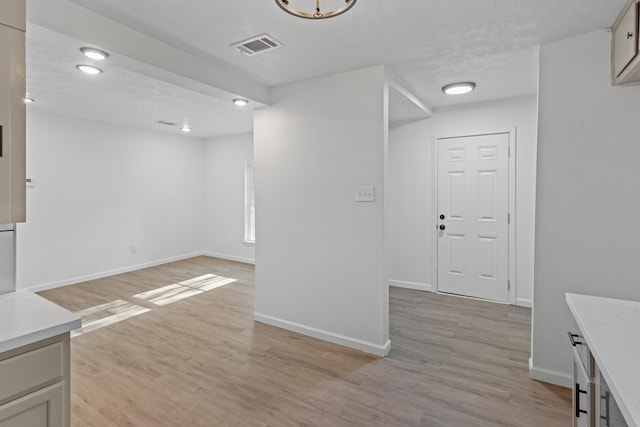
[596,371,628,427]
[569,331,629,427]
[0,334,70,427]
[571,333,595,426]
[0,384,63,427]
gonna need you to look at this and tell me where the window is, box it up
[244,164,255,244]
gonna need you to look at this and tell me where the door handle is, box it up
[439,214,445,220]
[439,224,446,231]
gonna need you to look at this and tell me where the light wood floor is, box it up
[38,256,571,426]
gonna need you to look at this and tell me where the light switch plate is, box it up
[355,186,375,202]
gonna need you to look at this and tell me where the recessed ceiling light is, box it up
[24,97,34,103]
[233,98,249,107]
[80,47,110,61]
[76,65,102,75]
[442,82,476,95]
[180,125,192,133]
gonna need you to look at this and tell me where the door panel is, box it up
[437,133,509,302]
[447,234,465,275]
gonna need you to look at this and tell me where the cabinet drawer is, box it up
[0,342,63,403]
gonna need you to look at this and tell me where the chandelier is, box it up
[275,0,358,19]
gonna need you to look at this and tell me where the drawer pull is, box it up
[575,383,587,417]
[628,32,634,39]
[567,331,583,346]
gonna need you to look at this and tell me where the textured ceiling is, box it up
[26,0,628,137]
[26,25,253,139]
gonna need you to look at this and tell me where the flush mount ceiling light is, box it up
[233,98,249,106]
[76,65,102,75]
[80,47,110,61]
[275,0,357,19]
[180,125,192,133]
[442,82,476,95]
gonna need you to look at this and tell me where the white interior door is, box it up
[436,133,509,302]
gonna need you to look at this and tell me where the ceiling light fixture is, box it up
[233,98,249,107]
[180,125,192,133]
[442,82,476,95]
[24,97,34,103]
[80,47,110,61]
[275,0,357,19]
[76,65,102,75]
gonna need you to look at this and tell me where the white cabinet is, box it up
[568,331,631,427]
[612,0,640,84]
[0,334,70,427]
[569,332,596,426]
[0,1,25,224]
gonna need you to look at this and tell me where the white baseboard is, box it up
[202,251,255,265]
[388,279,433,292]
[254,312,391,357]
[24,251,205,293]
[517,298,533,308]
[529,358,572,388]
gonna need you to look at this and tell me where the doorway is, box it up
[435,132,514,303]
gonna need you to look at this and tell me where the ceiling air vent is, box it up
[231,34,283,56]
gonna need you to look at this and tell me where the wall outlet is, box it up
[130,245,137,254]
[355,186,375,202]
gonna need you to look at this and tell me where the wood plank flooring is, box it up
[38,256,571,426]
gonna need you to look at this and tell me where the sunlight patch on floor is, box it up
[72,300,150,338]
[71,274,237,337]
[133,274,237,306]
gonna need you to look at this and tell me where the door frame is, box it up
[431,128,517,305]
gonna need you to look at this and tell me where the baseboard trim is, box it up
[517,298,533,308]
[202,251,255,265]
[389,280,433,292]
[24,251,205,293]
[529,358,572,388]
[254,312,391,357]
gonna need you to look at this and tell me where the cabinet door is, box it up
[0,24,25,224]
[574,356,594,427]
[0,383,63,427]
[613,1,639,77]
[598,373,629,427]
[0,1,26,31]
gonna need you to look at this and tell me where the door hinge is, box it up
[508,213,511,224]
[507,280,511,291]
[508,146,511,157]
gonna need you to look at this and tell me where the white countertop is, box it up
[567,293,640,427]
[0,291,81,353]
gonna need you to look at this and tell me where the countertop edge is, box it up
[0,318,82,353]
[0,291,82,354]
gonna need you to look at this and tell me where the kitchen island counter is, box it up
[0,291,80,353]
[567,293,640,427]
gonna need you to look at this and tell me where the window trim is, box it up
[244,163,255,244]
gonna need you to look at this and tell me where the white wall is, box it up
[16,112,206,290]
[388,95,538,306]
[203,133,255,264]
[531,30,640,386]
[253,66,390,355]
